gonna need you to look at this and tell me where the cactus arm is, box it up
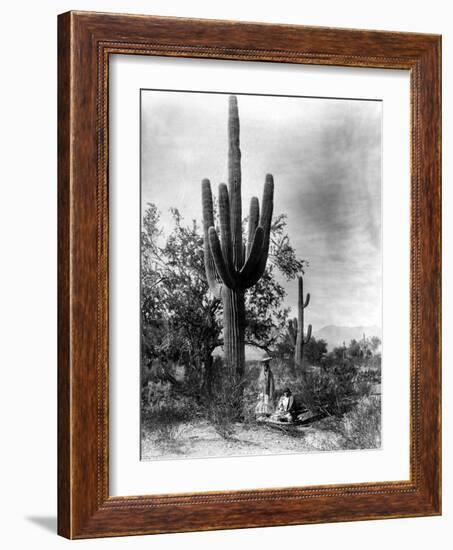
[304,324,312,345]
[261,174,275,225]
[201,179,222,298]
[208,227,237,290]
[246,196,260,258]
[218,183,235,277]
[202,178,215,227]
[241,175,274,287]
[238,227,265,284]
[259,174,275,256]
[304,293,310,309]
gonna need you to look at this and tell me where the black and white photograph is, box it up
[140,90,382,460]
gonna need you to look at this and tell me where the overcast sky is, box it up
[141,90,382,329]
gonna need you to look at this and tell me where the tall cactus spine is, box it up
[288,275,312,368]
[202,95,274,378]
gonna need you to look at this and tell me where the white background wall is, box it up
[0,1,450,548]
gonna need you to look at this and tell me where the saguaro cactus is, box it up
[202,95,274,378]
[288,275,312,368]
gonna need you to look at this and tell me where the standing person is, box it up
[256,356,275,416]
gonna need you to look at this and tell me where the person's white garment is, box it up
[279,396,289,410]
[255,392,273,415]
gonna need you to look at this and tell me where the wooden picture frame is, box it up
[58,10,441,539]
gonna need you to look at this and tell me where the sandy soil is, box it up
[141,419,345,460]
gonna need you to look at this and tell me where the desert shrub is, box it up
[204,376,244,439]
[142,378,196,446]
[202,358,246,439]
[143,406,187,445]
[143,368,200,415]
[356,366,381,385]
[355,379,372,399]
[312,396,381,450]
[296,359,360,416]
[241,385,261,424]
[339,396,381,449]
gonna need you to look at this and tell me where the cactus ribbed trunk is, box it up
[223,289,246,378]
[225,96,245,377]
[288,275,312,370]
[202,95,274,379]
[295,276,306,366]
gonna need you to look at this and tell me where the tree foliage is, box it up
[302,336,381,415]
[304,337,328,366]
[141,203,306,393]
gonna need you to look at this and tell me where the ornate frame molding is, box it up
[58,11,441,538]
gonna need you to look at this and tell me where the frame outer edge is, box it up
[427,36,441,515]
[435,35,442,515]
[57,11,73,539]
[409,38,442,515]
[57,10,442,538]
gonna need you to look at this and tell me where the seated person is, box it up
[272,388,296,422]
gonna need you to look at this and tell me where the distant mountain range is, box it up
[313,325,382,350]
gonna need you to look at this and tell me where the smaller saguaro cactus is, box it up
[342,341,347,362]
[287,275,312,368]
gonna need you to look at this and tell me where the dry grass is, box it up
[141,398,381,459]
[340,396,381,449]
[313,396,381,450]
